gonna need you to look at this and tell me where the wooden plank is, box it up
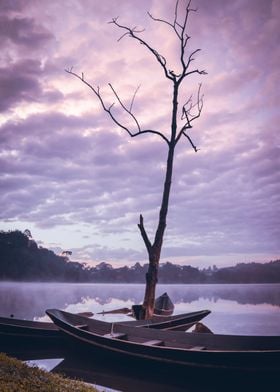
[75,324,88,330]
[103,332,127,339]
[143,340,164,346]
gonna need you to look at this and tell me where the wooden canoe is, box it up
[122,309,210,330]
[154,292,174,315]
[0,316,59,340]
[46,308,280,381]
[0,309,210,343]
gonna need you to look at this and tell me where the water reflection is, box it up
[26,358,64,372]
[0,282,145,319]
[0,282,279,335]
[52,355,188,392]
[1,282,279,319]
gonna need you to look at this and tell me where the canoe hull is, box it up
[46,309,280,380]
[51,347,277,392]
[121,309,211,331]
[0,309,210,345]
[0,317,61,340]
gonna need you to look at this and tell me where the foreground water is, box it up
[1,282,280,391]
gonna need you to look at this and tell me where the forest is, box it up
[0,230,279,283]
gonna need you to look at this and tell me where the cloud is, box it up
[0,15,53,48]
[0,0,25,14]
[0,59,64,112]
[0,0,279,267]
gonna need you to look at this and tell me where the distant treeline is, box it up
[0,230,279,283]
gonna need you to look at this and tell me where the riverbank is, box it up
[0,353,98,392]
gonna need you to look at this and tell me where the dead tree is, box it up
[66,0,206,319]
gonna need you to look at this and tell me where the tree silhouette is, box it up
[23,229,32,238]
[66,0,206,318]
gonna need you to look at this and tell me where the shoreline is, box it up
[0,352,98,392]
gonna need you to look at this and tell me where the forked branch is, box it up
[65,68,170,145]
[109,17,173,81]
[138,214,152,253]
[147,0,207,81]
[175,83,203,151]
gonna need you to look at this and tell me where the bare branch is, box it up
[138,214,152,253]
[111,2,206,85]
[134,129,170,144]
[109,17,173,81]
[130,84,141,112]
[175,83,204,147]
[108,83,141,133]
[184,48,200,69]
[182,83,203,120]
[145,0,203,82]
[174,0,181,28]
[65,68,170,145]
[182,131,199,152]
[185,68,208,77]
[147,11,180,39]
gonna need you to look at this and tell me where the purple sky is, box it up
[0,0,279,268]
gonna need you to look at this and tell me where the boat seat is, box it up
[143,339,164,346]
[103,332,127,339]
[75,324,88,330]
[189,345,206,350]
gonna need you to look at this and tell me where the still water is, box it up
[1,282,280,391]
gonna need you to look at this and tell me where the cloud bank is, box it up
[0,0,279,267]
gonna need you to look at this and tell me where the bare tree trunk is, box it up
[66,1,205,320]
[141,85,178,319]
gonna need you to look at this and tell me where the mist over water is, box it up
[1,282,280,392]
[1,282,279,335]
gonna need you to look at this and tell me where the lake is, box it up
[1,282,280,391]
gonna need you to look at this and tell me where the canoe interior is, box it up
[0,309,211,340]
[46,309,280,351]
